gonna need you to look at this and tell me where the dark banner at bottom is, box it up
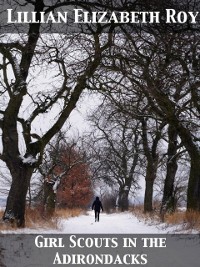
[0,234,199,267]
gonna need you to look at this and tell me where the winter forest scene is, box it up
[0,0,200,241]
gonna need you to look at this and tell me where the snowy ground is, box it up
[1,211,199,267]
[1,211,191,234]
[58,211,170,234]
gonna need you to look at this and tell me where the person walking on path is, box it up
[92,197,103,222]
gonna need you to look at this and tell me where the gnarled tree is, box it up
[0,1,113,227]
[88,100,141,211]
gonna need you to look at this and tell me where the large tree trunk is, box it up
[187,155,200,211]
[3,166,33,227]
[1,1,42,227]
[141,118,160,213]
[173,123,200,211]
[160,125,178,218]
[144,163,156,213]
[118,187,129,211]
[165,124,200,211]
[144,84,200,211]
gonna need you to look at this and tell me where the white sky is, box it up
[67,92,101,134]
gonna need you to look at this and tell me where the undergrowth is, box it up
[0,207,83,231]
[165,210,200,231]
[131,204,200,232]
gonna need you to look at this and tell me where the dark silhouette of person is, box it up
[92,196,103,222]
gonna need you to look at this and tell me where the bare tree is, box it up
[160,125,180,216]
[156,157,189,212]
[0,1,114,227]
[87,101,141,211]
[101,27,200,211]
[140,117,164,212]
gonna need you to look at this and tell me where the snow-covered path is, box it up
[58,211,169,234]
[2,211,199,267]
[1,211,180,234]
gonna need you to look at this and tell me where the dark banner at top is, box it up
[0,0,200,34]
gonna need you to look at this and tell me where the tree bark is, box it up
[141,118,160,213]
[172,122,200,211]
[160,125,178,217]
[3,165,33,227]
[187,154,200,211]
[118,187,129,211]
[144,163,157,212]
